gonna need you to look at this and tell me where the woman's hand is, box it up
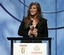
[32,28,38,37]
[28,27,38,37]
[28,29,33,36]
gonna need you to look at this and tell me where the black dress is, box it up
[18,17,48,43]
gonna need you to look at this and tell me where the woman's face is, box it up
[30,5,37,16]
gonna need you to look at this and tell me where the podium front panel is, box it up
[13,41,48,55]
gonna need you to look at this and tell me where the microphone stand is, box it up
[29,20,35,42]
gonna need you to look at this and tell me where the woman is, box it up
[18,2,48,43]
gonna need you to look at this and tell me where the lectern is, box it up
[7,37,52,55]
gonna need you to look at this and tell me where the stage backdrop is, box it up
[0,0,64,55]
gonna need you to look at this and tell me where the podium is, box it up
[7,37,52,55]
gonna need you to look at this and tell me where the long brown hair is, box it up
[24,2,43,27]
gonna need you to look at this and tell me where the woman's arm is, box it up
[18,18,29,37]
[37,19,48,37]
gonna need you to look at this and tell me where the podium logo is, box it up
[21,46,26,54]
[20,45,27,54]
[31,45,42,54]
[34,45,40,51]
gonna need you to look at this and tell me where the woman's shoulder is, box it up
[23,16,27,20]
[22,16,28,21]
[40,17,47,22]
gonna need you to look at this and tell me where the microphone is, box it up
[30,20,34,30]
[29,20,34,37]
